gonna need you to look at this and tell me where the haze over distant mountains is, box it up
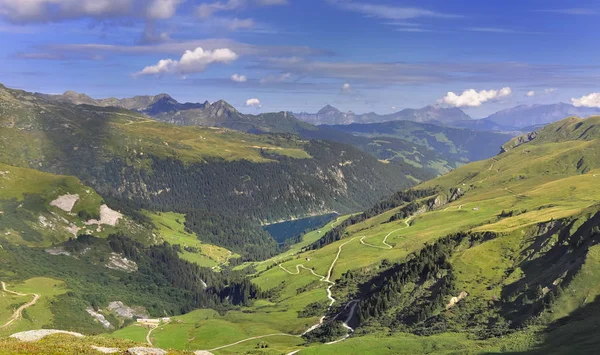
[294,104,472,126]
[295,103,600,131]
[41,90,600,132]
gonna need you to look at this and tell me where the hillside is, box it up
[327,120,514,164]
[96,114,600,354]
[33,88,517,174]
[0,83,426,259]
[294,105,472,126]
[485,103,600,129]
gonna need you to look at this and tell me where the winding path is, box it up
[145,324,158,346]
[197,217,411,353]
[0,282,40,329]
[359,218,411,250]
[208,333,299,352]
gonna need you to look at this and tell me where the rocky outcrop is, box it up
[10,330,84,342]
[127,347,167,355]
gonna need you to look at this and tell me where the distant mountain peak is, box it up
[318,104,341,114]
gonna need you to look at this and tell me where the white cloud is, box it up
[572,93,600,108]
[147,0,181,19]
[526,88,557,98]
[342,83,351,92]
[260,72,292,84]
[328,0,460,20]
[196,0,244,18]
[135,46,238,76]
[256,0,288,4]
[196,0,287,18]
[0,0,183,22]
[226,17,255,30]
[540,8,597,15]
[231,73,247,82]
[245,98,261,107]
[442,87,512,107]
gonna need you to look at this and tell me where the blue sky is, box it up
[1,0,600,117]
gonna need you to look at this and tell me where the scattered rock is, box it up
[91,345,120,354]
[86,307,113,329]
[106,253,138,273]
[446,291,469,310]
[85,204,123,226]
[10,329,85,342]
[107,301,149,319]
[49,194,80,212]
[65,223,80,236]
[38,215,54,228]
[45,247,71,256]
[127,347,167,355]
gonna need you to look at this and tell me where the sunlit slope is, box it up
[195,115,600,353]
[0,162,151,246]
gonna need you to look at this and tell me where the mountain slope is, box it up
[0,83,423,259]
[172,114,600,354]
[295,105,472,125]
[485,103,600,129]
[327,120,514,164]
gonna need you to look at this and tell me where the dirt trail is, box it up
[146,324,158,346]
[199,217,413,353]
[208,333,299,352]
[0,281,40,329]
[359,218,410,250]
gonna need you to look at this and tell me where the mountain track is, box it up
[196,218,412,353]
[0,281,40,329]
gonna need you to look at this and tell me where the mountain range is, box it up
[3,83,600,354]
[296,103,600,131]
[294,104,472,126]
[43,89,600,132]
[37,88,513,175]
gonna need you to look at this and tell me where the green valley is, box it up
[1,85,600,355]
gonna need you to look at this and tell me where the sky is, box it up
[1,0,600,117]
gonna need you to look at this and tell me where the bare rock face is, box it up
[446,291,469,310]
[127,347,167,355]
[107,301,149,319]
[10,330,85,342]
[91,345,120,354]
[106,253,138,273]
[49,194,80,212]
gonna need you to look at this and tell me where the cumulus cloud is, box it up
[245,98,261,107]
[0,0,182,23]
[342,83,352,92]
[572,93,600,108]
[135,46,238,76]
[231,73,247,82]
[527,91,535,97]
[442,87,512,107]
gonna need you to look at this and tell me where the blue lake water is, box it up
[263,213,338,244]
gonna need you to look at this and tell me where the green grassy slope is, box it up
[0,162,151,247]
[328,120,514,165]
[113,115,600,354]
[0,83,426,259]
